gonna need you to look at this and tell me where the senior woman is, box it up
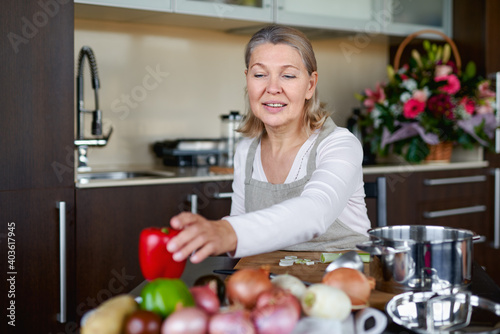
[167,25,371,263]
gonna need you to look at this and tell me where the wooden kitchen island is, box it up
[233,250,500,334]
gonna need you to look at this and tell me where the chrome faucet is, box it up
[75,46,112,172]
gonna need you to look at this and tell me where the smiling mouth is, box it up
[264,103,287,108]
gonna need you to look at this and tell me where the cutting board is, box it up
[233,251,396,311]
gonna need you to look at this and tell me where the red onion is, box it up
[251,287,301,334]
[194,275,226,304]
[161,307,208,334]
[190,285,220,315]
[251,302,300,334]
[208,309,256,334]
[226,268,273,309]
[255,287,301,316]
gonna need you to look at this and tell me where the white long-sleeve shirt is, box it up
[225,126,371,258]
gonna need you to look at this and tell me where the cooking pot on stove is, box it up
[356,225,482,294]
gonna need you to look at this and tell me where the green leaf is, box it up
[423,40,431,51]
[406,137,428,163]
[464,61,477,81]
[354,92,365,101]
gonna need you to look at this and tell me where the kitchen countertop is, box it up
[75,160,488,188]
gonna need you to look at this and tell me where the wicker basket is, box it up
[425,142,453,163]
[393,29,462,72]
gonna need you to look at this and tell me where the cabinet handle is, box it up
[494,168,500,249]
[423,175,486,186]
[423,205,486,219]
[188,194,198,214]
[212,192,233,199]
[56,201,67,323]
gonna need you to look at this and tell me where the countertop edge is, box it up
[75,161,489,188]
[362,160,489,174]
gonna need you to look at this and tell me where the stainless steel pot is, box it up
[357,225,479,294]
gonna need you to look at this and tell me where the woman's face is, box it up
[246,43,318,132]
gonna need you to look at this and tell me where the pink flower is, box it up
[412,89,428,103]
[476,104,494,115]
[403,98,425,119]
[459,97,475,115]
[435,74,461,95]
[478,81,496,99]
[435,65,453,77]
[363,83,386,112]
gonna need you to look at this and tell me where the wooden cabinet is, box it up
[1,2,74,192]
[190,180,233,219]
[75,179,232,321]
[453,0,500,76]
[0,189,75,334]
[0,1,75,333]
[364,167,499,284]
[365,168,489,230]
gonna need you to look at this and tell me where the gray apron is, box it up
[244,118,368,251]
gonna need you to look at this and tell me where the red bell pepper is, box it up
[139,227,187,280]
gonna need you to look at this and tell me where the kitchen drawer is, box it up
[416,198,488,235]
[417,169,489,201]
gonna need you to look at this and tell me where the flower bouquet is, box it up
[355,30,497,163]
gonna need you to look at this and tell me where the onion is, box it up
[208,309,256,334]
[194,275,226,304]
[252,289,300,334]
[300,284,351,320]
[189,285,220,315]
[251,303,299,334]
[226,268,273,309]
[270,274,307,300]
[321,267,375,308]
[161,307,208,334]
[254,287,301,317]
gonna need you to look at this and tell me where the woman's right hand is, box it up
[166,212,237,264]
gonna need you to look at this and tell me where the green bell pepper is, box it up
[140,278,194,318]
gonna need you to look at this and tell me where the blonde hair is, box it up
[239,25,330,137]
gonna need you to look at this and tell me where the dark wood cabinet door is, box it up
[415,169,490,235]
[0,0,74,191]
[0,188,75,334]
[196,180,233,219]
[75,183,195,318]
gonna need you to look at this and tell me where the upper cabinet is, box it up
[76,0,172,11]
[381,0,452,37]
[75,0,452,37]
[175,0,273,23]
[276,0,376,32]
[276,0,451,37]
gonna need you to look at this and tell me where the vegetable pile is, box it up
[81,267,376,334]
[80,225,376,333]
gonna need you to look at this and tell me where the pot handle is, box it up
[473,235,486,244]
[356,241,410,255]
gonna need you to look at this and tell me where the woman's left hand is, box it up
[166,212,237,263]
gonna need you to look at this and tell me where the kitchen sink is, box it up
[77,170,175,183]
